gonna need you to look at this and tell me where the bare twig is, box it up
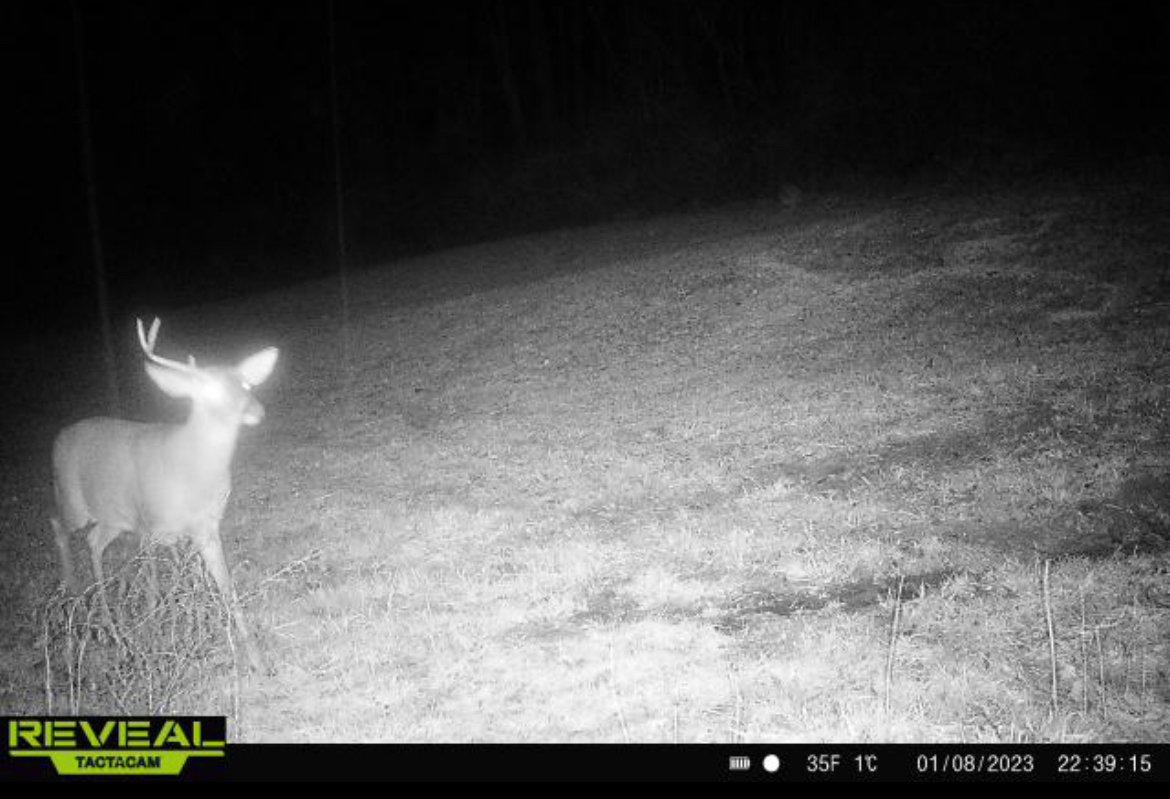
[884,574,905,717]
[1042,559,1058,716]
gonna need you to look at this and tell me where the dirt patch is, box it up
[744,401,1061,498]
[570,583,641,626]
[716,569,968,633]
[1058,473,1170,557]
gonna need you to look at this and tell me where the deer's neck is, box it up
[169,413,244,485]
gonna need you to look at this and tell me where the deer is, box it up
[50,317,279,672]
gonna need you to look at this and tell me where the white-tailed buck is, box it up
[50,318,279,671]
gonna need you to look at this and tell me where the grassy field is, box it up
[3,177,1169,742]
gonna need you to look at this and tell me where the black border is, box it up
[3,743,1169,782]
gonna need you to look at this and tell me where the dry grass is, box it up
[4,180,1170,742]
[40,545,245,717]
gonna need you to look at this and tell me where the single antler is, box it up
[136,317,198,371]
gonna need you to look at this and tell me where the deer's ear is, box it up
[238,347,279,387]
[144,362,198,398]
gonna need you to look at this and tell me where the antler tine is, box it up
[136,317,159,353]
[136,317,198,372]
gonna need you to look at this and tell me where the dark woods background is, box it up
[8,0,1169,333]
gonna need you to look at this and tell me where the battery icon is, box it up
[729,756,751,771]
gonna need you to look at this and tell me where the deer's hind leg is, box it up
[85,523,126,633]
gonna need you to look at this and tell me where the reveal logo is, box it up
[7,717,226,776]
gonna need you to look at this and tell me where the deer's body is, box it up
[52,417,236,579]
[50,319,277,672]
